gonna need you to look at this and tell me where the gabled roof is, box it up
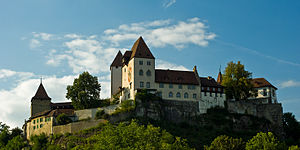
[32,83,51,100]
[251,78,277,90]
[122,51,132,65]
[155,69,199,85]
[130,36,155,60]
[30,108,74,119]
[200,77,222,87]
[110,51,123,67]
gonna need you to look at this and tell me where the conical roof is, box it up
[130,36,155,59]
[217,71,222,84]
[110,51,123,67]
[32,83,51,100]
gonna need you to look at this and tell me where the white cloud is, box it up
[0,69,34,80]
[29,39,41,48]
[32,32,53,40]
[163,0,176,8]
[103,18,216,49]
[279,80,300,88]
[156,59,189,71]
[64,33,82,39]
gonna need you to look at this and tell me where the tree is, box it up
[204,135,245,150]
[222,61,254,100]
[283,112,300,145]
[66,71,101,110]
[246,132,279,150]
[4,135,27,150]
[56,113,72,125]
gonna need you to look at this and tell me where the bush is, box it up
[204,135,245,150]
[246,132,279,150]
[95,110,105,119]
[56,113,72,125]
[112,99,135,115]
[30,133,48,150]
[289,145,300,150]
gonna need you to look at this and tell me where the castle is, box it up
[23,36,280,139]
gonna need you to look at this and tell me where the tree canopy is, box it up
[283,112,300,146]
[222,61,254,100]
[66,71,101,110]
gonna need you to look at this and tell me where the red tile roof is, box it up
[251,78,277,90]
[130,36,155,60]
[32,83,51,100]
[155,69,199,85]
[200,77,222,87]
[30,108,74,119]
[110,51,123,67]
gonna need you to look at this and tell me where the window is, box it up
[218,88,221,92]
[37,125,39,129]
[207,87,210,91]
[40,124,43,128]
[139,70,143,76]
[178,84,182,89]
[159,83,164,88]
[157,92,162,98]
[272,89,275,97]
[201,87,204,90]
[130,83,132,89]
[184,93,188,98]
[215,93,218,97]
[192,85,195,90]
[37,119,39,123]
[204,92,207,96]
[263,89,267,96]
[213,88,215,91]
[147,61,151,65]
[146,82,150,88]
[210,92,212,97]
[176,92,181,98]
[40,118,43,122]
[33,120,35,124]
[220,93,223,97]
[33,126,36,130]
[140,82,144,88]
[169,92,173,98]
[193,94,197,99]
[188,85,191,89]
[139,61,143,65]
[124,68,126,72]
[146,70,151,76]
[45,117,47,122]
[169,84,173,88]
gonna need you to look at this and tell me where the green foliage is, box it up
[136,89,162,102]
[56,113,72,125]
[66,71,101,110]
[4,135,27,150]
[246,132,279,150]
[289,145,300,150]
[30,133,48,150]
[95,109,105,119]
[283,112,300,146]
[222,61,254,100]
[112,99,135,115]
[204,135,245,150]
[81,120,193,149]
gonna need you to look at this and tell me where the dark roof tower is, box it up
[32,82,51,101]
[130,36,155,59]
[110,51,123,68]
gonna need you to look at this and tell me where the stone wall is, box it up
[226,100,283,125]
[53,120,106,134]
[135,99,201,123]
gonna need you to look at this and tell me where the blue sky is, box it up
[1,0,300,128]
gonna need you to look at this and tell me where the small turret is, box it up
[31,80,51,117]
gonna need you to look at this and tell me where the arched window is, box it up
[139,70,143,76]
[176,92,181,98]
[146,70,151,76]
[184,93,188,98]
[169,92,173,98]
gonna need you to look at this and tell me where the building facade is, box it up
[110,37,226,113]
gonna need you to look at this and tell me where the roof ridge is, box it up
[32,83,51,100]
[130,37,155,59]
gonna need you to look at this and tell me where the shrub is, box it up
[204,135,245,150]
[95,110,105,119]
[112,99,135,115]
[56,113,72,125]
[246,132,279,150]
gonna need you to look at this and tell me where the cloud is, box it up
[103,17,216,49]
[163,0,176,8]
[32,32,53,40]
[0,69,34,80]
[279,80,300,88]
[156,59,189,71]
[29,39,41,48]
